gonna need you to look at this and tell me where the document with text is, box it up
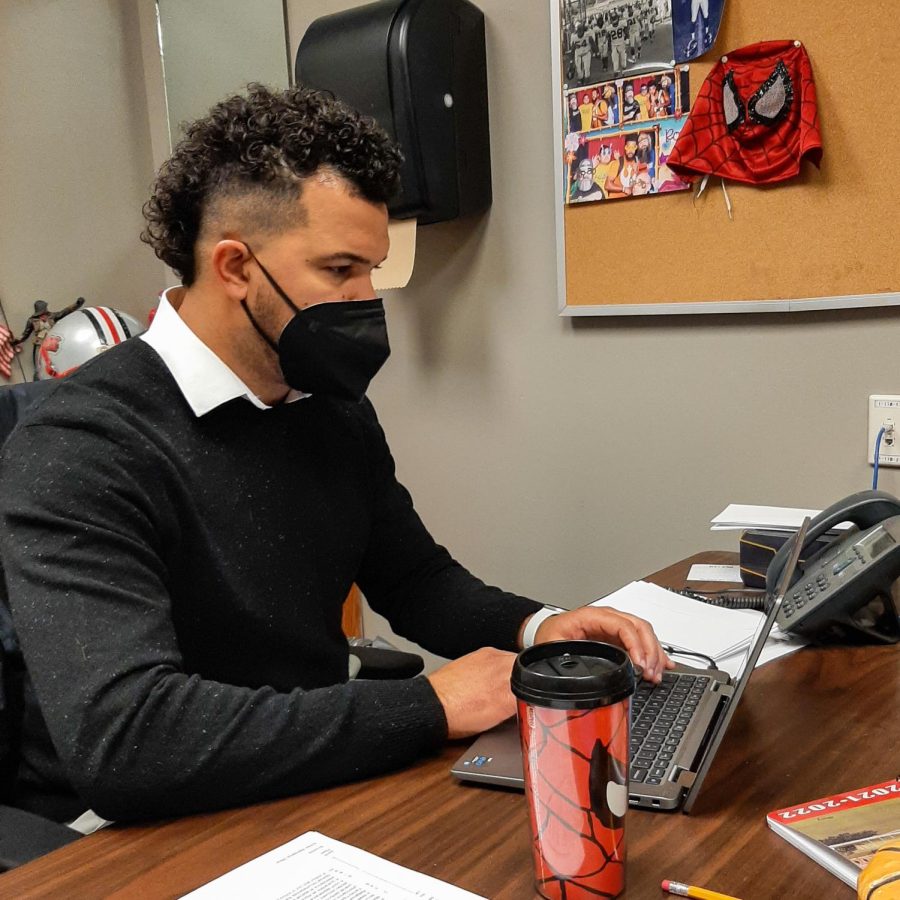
[181,831,485,900]
[686,564,744,583]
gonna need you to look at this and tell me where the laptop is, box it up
[451,518,809,813]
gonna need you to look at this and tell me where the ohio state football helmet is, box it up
[35,306,145,380]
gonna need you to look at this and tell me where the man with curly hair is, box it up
[0,85,669,826]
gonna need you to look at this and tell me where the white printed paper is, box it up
[181,831,485,900]
[686,564,744,583]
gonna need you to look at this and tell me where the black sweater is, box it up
[0,340,540,822]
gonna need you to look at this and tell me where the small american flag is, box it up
[0,323,14,380]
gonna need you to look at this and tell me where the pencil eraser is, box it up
[661,879,671,891]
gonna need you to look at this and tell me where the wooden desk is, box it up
[3,553,898,899]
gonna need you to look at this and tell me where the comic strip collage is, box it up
[559,0,694,204]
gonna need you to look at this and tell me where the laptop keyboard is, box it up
[629,672,711,785]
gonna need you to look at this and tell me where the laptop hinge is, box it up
[671,767,696,789]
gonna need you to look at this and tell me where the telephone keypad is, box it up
[782,575,830,619]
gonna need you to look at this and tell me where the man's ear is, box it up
[210,240,253,302]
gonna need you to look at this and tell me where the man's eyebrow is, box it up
[313,252,387,266]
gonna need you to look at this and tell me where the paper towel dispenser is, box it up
[295,0,491,225]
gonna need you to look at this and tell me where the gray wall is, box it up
[157,0,290,143]
[2,2,897,668]
[284,0,900,663]
[0,0,166,379]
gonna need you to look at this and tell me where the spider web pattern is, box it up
[518,701,629,899]
[668,40,822,185]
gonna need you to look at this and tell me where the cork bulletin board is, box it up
[551,0,900,315]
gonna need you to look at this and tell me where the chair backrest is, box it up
[0,381,86,868]
[0,381,56,446]
[0,380,56,801]
[0,610,25,802]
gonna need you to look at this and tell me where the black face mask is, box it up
[241,245,390,402]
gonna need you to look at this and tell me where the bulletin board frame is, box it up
[550,0,900,316]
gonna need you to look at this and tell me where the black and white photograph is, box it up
[561,0,674,88]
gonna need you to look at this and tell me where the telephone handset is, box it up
[765,490,900,644]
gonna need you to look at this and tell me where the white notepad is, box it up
[592,580,760,661]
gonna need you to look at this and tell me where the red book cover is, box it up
[766,779,900,888]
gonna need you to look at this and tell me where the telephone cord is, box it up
[873,426,886,490]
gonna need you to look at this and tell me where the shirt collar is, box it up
[141,288,305,417]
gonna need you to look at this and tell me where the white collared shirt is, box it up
[142,287,305,416]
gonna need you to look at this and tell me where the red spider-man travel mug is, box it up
[511,641,636,900]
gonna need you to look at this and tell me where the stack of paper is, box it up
[592,581,760,660]
[592,581,806,680]
[710,504,825,532]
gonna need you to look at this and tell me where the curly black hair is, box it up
[141,84,403,285]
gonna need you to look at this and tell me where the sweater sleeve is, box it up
[0,421,447,823]
[353,401,543,658]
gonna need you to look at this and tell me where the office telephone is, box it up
[765,490,900,644]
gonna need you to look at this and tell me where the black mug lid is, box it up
[511,640,637,710]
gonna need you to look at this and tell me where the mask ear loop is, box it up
[238,243,281,353]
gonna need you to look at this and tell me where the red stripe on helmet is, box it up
[94,307,122,344]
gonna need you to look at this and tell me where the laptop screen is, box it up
[681,516,810,812]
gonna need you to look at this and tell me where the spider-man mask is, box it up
[668,40,822,185]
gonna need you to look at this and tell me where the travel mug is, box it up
[511,641,636,900]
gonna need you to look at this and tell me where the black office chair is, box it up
[348,638,425,679]
[0,626,82,870]
[0,380,55,441]
[0,381,82,871]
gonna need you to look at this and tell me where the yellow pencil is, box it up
[661,879,742,900]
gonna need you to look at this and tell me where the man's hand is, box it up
[426,648,517,740]
[525,607,674,684]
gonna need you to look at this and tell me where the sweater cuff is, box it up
[350,674,448,765]
[413,675,449,745]
[492,595,544,651]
